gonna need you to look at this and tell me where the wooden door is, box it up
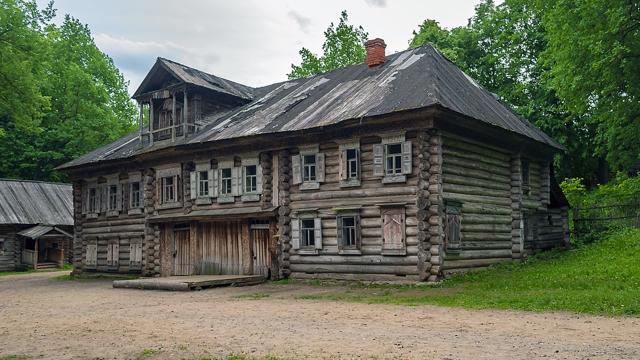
[251,227,271,277]
[198,221,245,275]
[173,227,191,275]
[382,207,406,255]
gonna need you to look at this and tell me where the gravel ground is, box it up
[0,271,639,360]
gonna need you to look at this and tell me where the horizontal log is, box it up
[291,272,420,282]
[443,183,510,198]
[442,192,511,207]
[443,173,510,191]
[290,255,418,265]
[443,156,510,177]
[461,233,512,241]
[461,214,511,225]
[443,163,510,184]
[448,249,512,259]
[291,186,417,201]
[441,257,512,270]
[442,133,510,158]
[289,263,418,275]
[462,223,511,233]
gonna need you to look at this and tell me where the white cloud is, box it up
[364,0,387,8]
[287,10,312,33]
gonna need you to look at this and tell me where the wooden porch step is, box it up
[36,262,60,270]
[112,275,266,291]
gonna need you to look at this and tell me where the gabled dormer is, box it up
[132,58,254,146]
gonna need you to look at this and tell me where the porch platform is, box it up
[112,275,265,291]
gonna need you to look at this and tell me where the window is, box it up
[385,143,403,175]
[522,160,531,195]
[244,165,257,193]
[373,134,412,183]
[220,168,232,195]
[346,149,358,179]
[337,214,360,251]
[198,170,209,197]
[162,176,175,203]
[444,200,462,253]
[300,218,316,248]
[302,155,316,182]
[130,182,141,208]
[88,188,97,213]
[0,238,5,255]
[108,184,118,211]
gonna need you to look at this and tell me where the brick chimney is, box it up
[365,38,386,67]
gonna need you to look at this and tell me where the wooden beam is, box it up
[183,90,188,137]
[172,93,177,142]
[149,100,154,146]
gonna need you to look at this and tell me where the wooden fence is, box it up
[572,197,640,243]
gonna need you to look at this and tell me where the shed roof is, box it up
[17,225,72,239]
[0,179,73,226]
[60,44,563,170]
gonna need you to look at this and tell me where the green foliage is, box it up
[540,0,640,171]
[0,0,136,181]
[297,228,640,315]
[408,0,615,182]
[288,10,368,79]
[562,173,640,208]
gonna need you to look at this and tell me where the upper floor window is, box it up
[130,182,141,209]
[198,170,209,197]
[302,155,316,182]
[339,140,361,187]
[373,133,412,184]
[244,165,257,193]
[292,145,325,190]
[88,187,97,213]
[385,143,403,175]
[108,185,118,211]
[522,159,531,195]
[220,168,232,195]
[162,176,175,203]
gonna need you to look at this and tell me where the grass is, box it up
[50,273,137,282]
[296,228,640,316]
[136,348,160,360]
[0,355,28,360]
[235,292,271,300]
[0,263,72,277]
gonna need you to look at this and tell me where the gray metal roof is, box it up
[60,44,562,170]
[0,180,73,226]
[17,225,72,239]
[133,58,255,101]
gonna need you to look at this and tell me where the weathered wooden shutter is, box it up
[382,208,405,251]
[314,217,323,249]
[373,144,384,176]
[445,214,461,251]
[256,164,263,194]
[316,153,325,183]
[356,149,361,179]
[173,175,179,202]
[231,167,241,196]
[291,218,300,250]
[86,244,97,266]
[116,184,122,211]
[130,243,142,267]
[210,169,217,197]
[190,171,197,199]
[355,215,361,248]
[107,243,113,266]
[113,243,120,266]
[101,185,108,212]
[402,141,412,175]
[339,150,347,180]
[336,216,343,248]
[82,187,88,214]
[291,155,302,184]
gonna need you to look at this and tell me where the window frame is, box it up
[156,166,181,209]
[292,145,324,191]
[521,159,531,195]
[300,218,316,248]
[374,133,412,184]
[338,140,361,188]
[162,176,176,203]
[127,172,143,215]
[302,154,317,183]
[88,186,98,214]
[244,164,258,193]
[198,170,210,197]
[336,210,361,254]
[385,143,403,176]
[220,167,232,195]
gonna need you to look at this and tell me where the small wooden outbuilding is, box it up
[0,179,74,271]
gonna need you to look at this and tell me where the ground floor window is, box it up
[301,218,315,248]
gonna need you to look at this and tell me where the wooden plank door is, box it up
[251,227,271,277]
[173,227,191,275]
[381,207,406,255]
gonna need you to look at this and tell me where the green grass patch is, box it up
[0,355,28,360]
[235,293,271,300]
[50,273,137,282]
[0,263,72,277]
[296,228,640,316]
[136,348,160,360]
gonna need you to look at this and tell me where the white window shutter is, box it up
[291,155,302,184]
[291,218,300,250]
[373,144,384,176]
[173,175,179,202]
[314,217,323,249]
[336,216,343,248]
[190,171,197,199]
[339,150,347,180]
[256,163,263,194]
[208,169,216,198]
[356,149,361,179]
[402,141,412,175]
[316,153,325,183]
[231,167,241,196]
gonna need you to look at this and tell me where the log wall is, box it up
[441,133,516,274]
[0,225,19,271]
[287,132,420,280]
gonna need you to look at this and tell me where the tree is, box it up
[409,0,600,183]
[288,10,368,79]
[540,0,640,172]
[0,1,136,181]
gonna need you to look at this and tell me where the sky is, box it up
[39,0,486,94]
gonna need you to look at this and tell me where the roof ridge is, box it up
[0,178,71,186]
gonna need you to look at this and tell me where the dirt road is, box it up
[0,272,638,359]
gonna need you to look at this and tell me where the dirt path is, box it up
[0,272,638,360]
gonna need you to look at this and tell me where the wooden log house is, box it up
[0,179,73,271]
[58,39,569,281]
